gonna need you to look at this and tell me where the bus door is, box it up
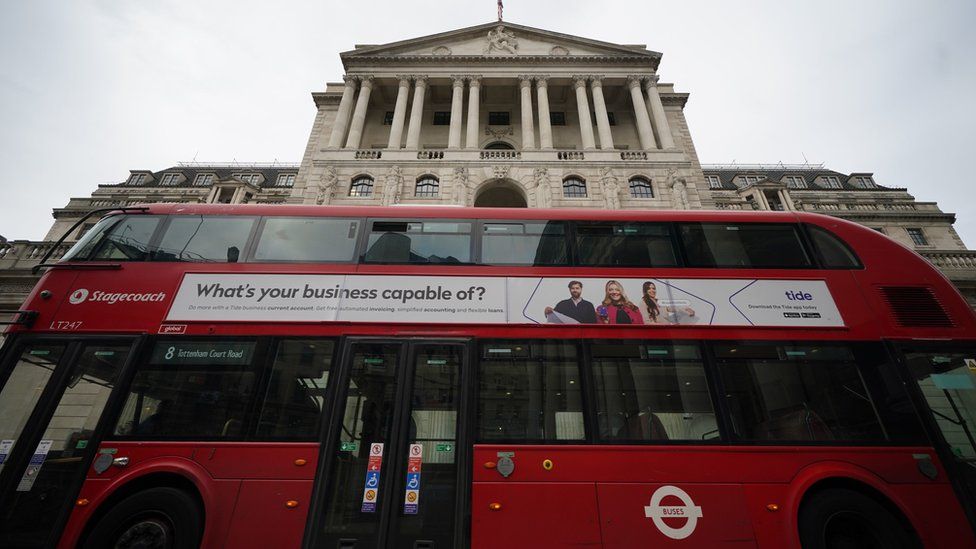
[899,344,976,522]
[0,337,136,548]
[308,339,471,549]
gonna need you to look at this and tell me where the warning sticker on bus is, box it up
[165,274,845,328]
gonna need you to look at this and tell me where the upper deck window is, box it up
[481,221,568,266]
[364,220,471,264]
[576,222,678,267]
[679,223,812,268]
[152,216,256,262]
[254,217,360,262]
[88,215,163,261]
[806,225,861,268]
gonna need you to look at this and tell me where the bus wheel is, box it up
[83,486,203,549]
[798,488,917,549]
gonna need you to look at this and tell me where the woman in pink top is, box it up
[597,280,645,325]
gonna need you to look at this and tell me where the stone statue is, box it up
[316,166,338,205]
[665,168,690,210]
[485,25,518,55]
[533,167,551,209]
[600,167,620,210]
[384,165,403,205]
[453,166,470,206]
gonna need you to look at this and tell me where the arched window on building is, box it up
[415,175,440,197]
[484,141,515,150]
[628,176,653,198]
[562,176,587,198]
[349,175,374,197]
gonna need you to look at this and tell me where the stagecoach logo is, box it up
[69,288,89,304]
[643,485,703,540]
[66,288,166,305]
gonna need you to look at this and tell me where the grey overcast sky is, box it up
[1,0,974,245]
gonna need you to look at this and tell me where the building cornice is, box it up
[344,54,657,67]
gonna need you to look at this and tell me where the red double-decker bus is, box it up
[0,204,975,548]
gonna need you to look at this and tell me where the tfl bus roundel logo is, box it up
[68,289,89,305]
[643,485,703,540]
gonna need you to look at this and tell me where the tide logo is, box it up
[643,486,703,540]
[68,289,89,304]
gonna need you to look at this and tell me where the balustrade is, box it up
[620,151,648,160]
[355,150,382,159]
[480,150,521,160]
[0,241,72,270]
[557,151,585,160]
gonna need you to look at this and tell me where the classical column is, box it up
[344,76,374,149]
[643,75,675,149]
[327,76,358,148]
[405,76,427,150]
[627,75,657,150]
[519,75,535,149]
[573,76,596,150]
[448,76,465,149]
[590,77,614,150]
[387,75,411,149]
[535,76,553,150]
[465,76,481,149]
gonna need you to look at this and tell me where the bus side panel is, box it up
[596,483,755,548]
[222,480,313,549]
[471,482,602,549]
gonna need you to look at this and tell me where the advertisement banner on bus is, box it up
[163,274,844,327]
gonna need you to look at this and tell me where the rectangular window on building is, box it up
[276,174,296,187]
[706,175,722,189]
[214,187,235,204]
[906,228,929,246]
[488,111,510,126]
[433,111,451,126]
[234,173,260,185]
[159,173,181,186]
[550,112,566,126]
[193,174,215,186]
[854,176,875,188]
[822,176,842,189]
[785,175,807,189]
[383,111,394,125]
[128,174,148,186]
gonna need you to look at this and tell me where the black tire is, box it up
[798,488,918,549]
[82,486,203,549]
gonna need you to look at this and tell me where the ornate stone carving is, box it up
[432,46,452,56]
[492,165,511,180]
[518,75,534,89]
[626,75,644,90]
[667,168,690,210]
[453,166,470,206]
[484,126,514,138]
[550,46,570,56]
[572,75,589,89]
[485,25,518,55]
[316,166,338,205]
[451,75,466,88]
[600,167,621,210]
[384,165,403,205]
[533,167,551,209]
[589,75,604,89]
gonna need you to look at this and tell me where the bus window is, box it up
[679,223,812,268]
[152,216,256,262]
[806,224,862,268]
[591,342,717,442]
[89,216,163,261]
[113,340,258,439]
[255,339,336,439]
[253,218,361,262]
[62,216,125,261]
[477,341,584,442]
[0,345,65,476]
[364,221,471,264]
[714,343,886,442]
[481,221,569,265]
[576,223,678,267]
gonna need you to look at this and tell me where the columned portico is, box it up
[328,76,358,148]
[405,76,427,150]
[387,76,411,149]
[465,77,481,149]
[573,76,596,150]
[535,76,553,150]
[519,76,535,150]
[627,75,657,150]
[644,75,675,150]
[344,76,374,149]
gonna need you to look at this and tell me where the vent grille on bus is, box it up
[879,286,954,328]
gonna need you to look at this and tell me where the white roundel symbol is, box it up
[643,485,703,540]
[68,289,89,305]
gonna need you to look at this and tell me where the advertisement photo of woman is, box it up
[641,280,697,324]
[597,280,644,324]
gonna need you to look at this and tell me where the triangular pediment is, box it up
[341,21,660,63]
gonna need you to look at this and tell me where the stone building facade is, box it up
[2,20,974,317]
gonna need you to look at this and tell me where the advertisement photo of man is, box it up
[544,280,598,324]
